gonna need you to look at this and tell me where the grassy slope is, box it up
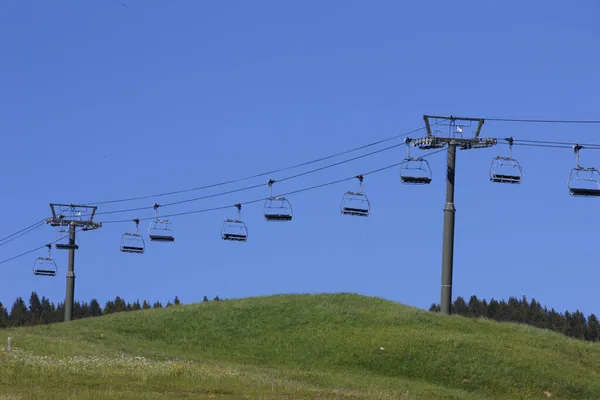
[1,293,599,400]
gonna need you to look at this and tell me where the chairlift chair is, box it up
[489,137,522,184]
[399,138,432,184]
[222,204,248,241]
[121,219,145,253]
[264,179,293,221]
[341,175,370,217]
[568,145,600,197]
[33,244,57,277]
[148,204,175,242]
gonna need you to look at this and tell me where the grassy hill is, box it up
[1,293,599,399]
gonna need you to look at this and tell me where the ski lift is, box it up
[148,204,175,242]
[264,179,293,221]
[33,244,57,277]
[222,203,248,241]
[121,219,145,253]
[341,175,370,217]
[568,145,600,197]
[399,138,432,184]
[489,137,522,184]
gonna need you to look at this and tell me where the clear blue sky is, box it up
[1,1,599,316]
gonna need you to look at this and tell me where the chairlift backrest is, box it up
[148,219,175,242]
[341,191,370,217]
[568,167,600,197]
[33,257,57,277]
[400,157,432,185]
[489,156,522,184]
[121,232,145,253]
[264,197,293,221]
[221,218,248,241]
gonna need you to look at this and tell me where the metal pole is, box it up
[65,223,76,322]
[440,142,457,315]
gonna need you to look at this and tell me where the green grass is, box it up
[1,293,599,399]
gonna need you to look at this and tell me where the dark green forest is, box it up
[430,295,599,342]
[1,292,598,343]
[0,292,220,328]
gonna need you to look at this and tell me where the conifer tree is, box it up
[113,296,127,313]
[10,297,28,327]
[142,300,151,309]
[28,292,42,326]
[104,300,116,314]
[40,297,53,325]
[0,302,8,328]
[174,296,181,305]
[132,300,142,311]
[90,299,103,317]
[586,314,600,342]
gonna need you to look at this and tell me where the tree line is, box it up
[429,295,600,342]
[2,291,597,343]
[0,292,222,328]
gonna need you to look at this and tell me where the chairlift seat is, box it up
[265,213,293,221]
[148,219,175,243]
[221,219,248,242]
[34,269,57,276]
[149,234,175,242]
[121,245,145,253]
[341,207,369,217]
[33,257,57,277]
[491,173,521,184]
[569,187,600,197]
[568,167,600,197]
[264,197,293,222]
[489,157,522,184]
[401,176,432,184]
[120,232,145,254]
[399,158,433,185]
[223,233,248,241]
[341,191,370,217]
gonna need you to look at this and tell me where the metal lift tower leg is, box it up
[46,203,102,323]
[416,115,496,316]
[65,223,76,322]
[440,143,457,315]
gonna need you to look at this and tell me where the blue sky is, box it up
[1,0,599,316]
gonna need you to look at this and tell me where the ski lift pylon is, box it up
[568,145,600,197]
[33,244,57,277]
[489,137,522,184]
[121,219,145,253]
[148,204,175,242]
[399,138,432,185]
[264,179,293,221]
[222,203,248,241]
[341,175,370,217]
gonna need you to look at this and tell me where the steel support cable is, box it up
[0,123,442,247]
[511,142,600,150]
[0,227,84,266]
[0,219,47,245]
[509,138,600,148]
[100,147,448,224]
[85,140,413,218]
[86,124,436,206]
[0,222,46,248]
[480,117,600,124]
[0,146,456,265]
